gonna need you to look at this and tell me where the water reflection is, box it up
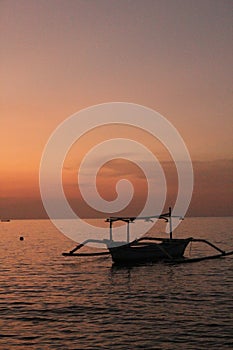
[0,218,232,349]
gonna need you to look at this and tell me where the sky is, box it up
[1,0,232,219]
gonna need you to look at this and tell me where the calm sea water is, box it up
[0,218,232,349]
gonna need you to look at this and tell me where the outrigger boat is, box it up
[63,207,233,265]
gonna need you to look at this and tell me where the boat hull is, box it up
[109,238,191,264]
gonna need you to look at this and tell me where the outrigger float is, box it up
[62,208,233,265]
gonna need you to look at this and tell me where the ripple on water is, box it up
[0,218,232,349]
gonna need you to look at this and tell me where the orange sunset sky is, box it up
[1,0,232,219]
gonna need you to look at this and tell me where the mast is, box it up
[126,220,130,243]
[169,206,173,239]
[109,220,113,242]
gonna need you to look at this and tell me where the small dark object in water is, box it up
[20,236,24,241]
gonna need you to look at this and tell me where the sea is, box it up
[0,217,232,350]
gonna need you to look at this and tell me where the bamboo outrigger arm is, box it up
[62,239,110,257]
[170,238,233,264]
[191,238,226,254]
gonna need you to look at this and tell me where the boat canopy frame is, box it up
[105,206,178,243]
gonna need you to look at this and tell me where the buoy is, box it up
[20,236,24,241]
